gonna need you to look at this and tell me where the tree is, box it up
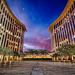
[3,47,14,56]
[57,44,75,56]
[0,46,14,64]
[0,46,4,54]
[56,44,75,61]
[28,50,49,55]
[29,50,35,54]
[40,50,49,55]
[13,51,20,56]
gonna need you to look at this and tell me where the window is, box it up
[9,15,11,20]
[54,24,59,29]
[74,38,75,42]
[13,19,14,24]
[0,37,1,40]
[5,20,7,28]
[11,18,12,22]
[74,1,75,7]
[0,33,2,35]
[7,13,9,18]
[9,24,11,31]
[3,18,5,26]
[3,7,5,13]
[0,15,3,23]
[72,4,74,11]
[74,24,75,29]
[1,4,3,9]
[70,7,72,13]
[1,35,4,46]
[5,10,7,16]
[7,22,9,30]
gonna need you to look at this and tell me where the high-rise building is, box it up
[0,0,26,52]
[48,0,75,51]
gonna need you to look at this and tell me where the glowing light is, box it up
[24,44,41,49]
[74,13,75,16]
[0,24,1,26]
[74,35,75,38]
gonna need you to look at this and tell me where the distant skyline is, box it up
[7,0,68,51]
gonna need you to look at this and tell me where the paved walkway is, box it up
[0,61,75,75]
[31,62,44,75]
[31,67,43,75]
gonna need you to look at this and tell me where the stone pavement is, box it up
[31,67,43,75]
[0,61,75,75]
[31,62,44,75]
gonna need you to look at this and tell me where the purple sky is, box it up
[7,0,68,51]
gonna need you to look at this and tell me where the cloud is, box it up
[7,0,51,51]
[23,43,44,50]
[24,37,51,51]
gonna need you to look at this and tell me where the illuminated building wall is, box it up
[0,0,26,52]
[49,0,75,51]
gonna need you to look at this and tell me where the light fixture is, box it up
[68,20,70,23]
[74,13,75,16]
[61,26,63,28]
[0,24,1,26]
[74,35,75,38]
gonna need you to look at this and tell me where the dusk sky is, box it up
[7,0,68,51]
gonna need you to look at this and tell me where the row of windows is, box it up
[6,41,21,52]
[4,33,22,51]
[56,41,70,47]
[54,5,75,43]
[54,1,75,29]
[0,34,22,52]
[0,37,1,40]
[0,33,2,35]
[74,38,75,42]
[7,41,18,47]
[7,35,21,43]
[1,1,22,30]
[0,1,24,52]
[55,16,75,32]
[1,14,22,32]
[1,2,15,24]
[0,14,22,37]
[55,16,75,45]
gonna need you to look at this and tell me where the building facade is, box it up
[0,0,26,52]
[49,0,75,51]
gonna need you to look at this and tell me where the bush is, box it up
[22,58,52,61]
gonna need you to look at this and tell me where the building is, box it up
[0,0,26,52]
[48,0,75,51]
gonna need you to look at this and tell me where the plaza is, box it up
[0,61,75,75]
[0,0,75,75]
